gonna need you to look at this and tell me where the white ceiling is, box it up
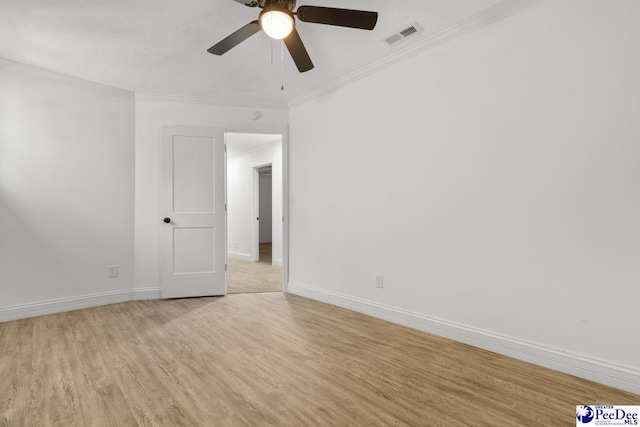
[0,0,518,104]
[227,132,281,157]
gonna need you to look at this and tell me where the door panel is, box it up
[173,136,216,213]
[173,227,216,274]
[160,127,226,298]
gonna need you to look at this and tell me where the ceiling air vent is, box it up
[384,22,423,46]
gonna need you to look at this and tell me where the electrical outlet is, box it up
[108,265,118,278]
[375,275,384,288]
[235,242,239,250]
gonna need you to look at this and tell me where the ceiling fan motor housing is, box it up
[259,0,296,11]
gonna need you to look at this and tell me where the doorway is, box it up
[226,132,283,294]
[257,165,274,265]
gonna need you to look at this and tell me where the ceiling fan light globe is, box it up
[260,8,294,39]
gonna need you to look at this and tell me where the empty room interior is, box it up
[1,0,639,425]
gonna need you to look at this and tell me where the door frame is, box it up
[224,125,289,292]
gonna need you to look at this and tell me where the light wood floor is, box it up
[0,293,637,426]
[257,242,273,265]
[227,243,282,294]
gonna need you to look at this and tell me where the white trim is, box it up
[0,290,133,323]
[135,93,287,109]
[132,287,162,301]
[0,57,133,100]
[227,251,252,261]
[0,288,164,322]
[251,165,260,262]
[273,259,283,267]
[281,128,289,291]
[288,0,544,108]
[287,282,640,395]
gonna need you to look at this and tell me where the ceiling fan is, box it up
[207,0,379,73]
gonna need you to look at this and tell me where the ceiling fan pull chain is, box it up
[280,39,285,91]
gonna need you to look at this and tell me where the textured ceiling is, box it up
[0,0,513,103]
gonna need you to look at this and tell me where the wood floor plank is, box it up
[0,319,33,426]
[59,310,108,427]
[95,384,138,427]
[0,292,637,426]
[228,243,282,294]
[28,314,83,426]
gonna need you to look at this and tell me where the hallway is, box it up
[227,243,282,294]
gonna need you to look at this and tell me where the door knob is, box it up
[163,218,171,224]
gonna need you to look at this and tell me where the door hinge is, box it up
[225,263,227,272]
[225,203,227,212]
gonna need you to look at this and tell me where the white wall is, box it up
[134,100,288,290]
[0,60,135,316]
[227,141,283,264]
[288,0,640,391]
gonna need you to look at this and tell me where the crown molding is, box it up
[0,57,134,100]
[135,92,288,109]
[288,0,545,108]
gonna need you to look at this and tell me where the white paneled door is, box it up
[160,127,226,298]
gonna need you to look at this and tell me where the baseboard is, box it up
[0,290,134,323]
[0,287,164,323]
[227,251,252,261]
[273,259,283,267]
[132,287,162,300]
[287,282,640,395]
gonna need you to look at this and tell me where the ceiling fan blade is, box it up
[283,28,314,73]
[296,6,378,30]
[207,20,261,55]
[233,0,258,7]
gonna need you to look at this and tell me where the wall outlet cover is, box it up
[376,275,384,288]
